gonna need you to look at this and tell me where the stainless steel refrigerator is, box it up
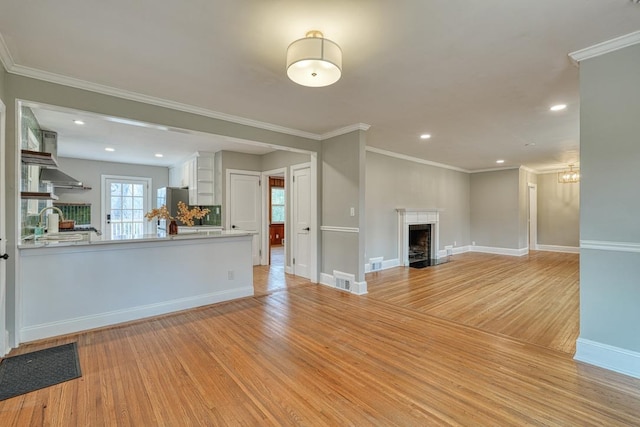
[156,187,189,230]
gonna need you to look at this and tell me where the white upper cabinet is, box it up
[170,152,216,205]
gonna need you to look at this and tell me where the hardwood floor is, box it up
[366,251,580,354]
[1,252,639,425]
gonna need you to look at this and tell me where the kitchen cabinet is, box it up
[169,152,215,205]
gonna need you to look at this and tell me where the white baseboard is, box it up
[364,258,400,273]
[319,272,368,295]
[536,244,580,254]
[20,287,254,343]
[575,338,640,379]
[469,245,529,257]
[285,266,293,274]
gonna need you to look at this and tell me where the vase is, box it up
[168,220,178,235]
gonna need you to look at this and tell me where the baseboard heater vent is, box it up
[333,270,355,292]
[369,257,383,272]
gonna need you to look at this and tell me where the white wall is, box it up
[537,172,579,247]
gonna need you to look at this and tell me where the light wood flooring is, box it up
[366,250,580,354]
[1,251,639,425]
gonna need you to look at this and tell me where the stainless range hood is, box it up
[38,130,86,189]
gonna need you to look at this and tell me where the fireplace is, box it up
[408,224,432,267]
[397,208,443,268]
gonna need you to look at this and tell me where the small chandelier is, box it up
[286,30,342,87]
[558,164,580,183]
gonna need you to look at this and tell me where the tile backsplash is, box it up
[53,203,91,225]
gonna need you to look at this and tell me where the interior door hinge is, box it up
[293,257,295,265]
[259,249,262,256]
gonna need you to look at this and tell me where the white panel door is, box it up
[103,177,151,238]
[229,173,261,265]
[293,167,311,279]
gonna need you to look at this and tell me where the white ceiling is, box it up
[2,1,640,171]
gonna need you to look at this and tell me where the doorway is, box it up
[268,174,285,267]
[529,183,537,250]
[102,175,152,238]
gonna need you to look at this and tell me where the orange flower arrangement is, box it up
[175,201,210,226]
[145,203,210,226]
[144,204,173,221]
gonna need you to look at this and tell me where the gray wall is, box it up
[537,172,579,247]
[365,151,471,262]
[321,131,365,281]
[470,169,521,249]
[56,157,170,229]
[579,43,640,352]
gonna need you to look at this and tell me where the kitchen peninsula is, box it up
[18,230,254,342]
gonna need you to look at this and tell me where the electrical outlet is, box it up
[454,241,457,246]
[228,270,234,280]
[350,207,355,217]
[472,241,476,246]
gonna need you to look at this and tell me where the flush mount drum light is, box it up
[287,30,342,87]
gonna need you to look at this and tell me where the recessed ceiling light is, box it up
[496,159,505,164]
[550,104,567,112]
[105,147,115,152]
[420,134,431,140]
[73,120,85,125]
[155,153,163,158]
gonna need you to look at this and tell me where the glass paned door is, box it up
[104,177,150,238]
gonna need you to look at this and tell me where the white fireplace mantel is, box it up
[397,208,441,266]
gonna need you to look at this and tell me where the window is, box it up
[271,187,285,223]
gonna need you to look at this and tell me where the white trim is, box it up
[0,33,14,71]
[580,240,640,253]
[536,244,580,254]
[0,99,6,356]
[285,266,293,275]
[364,258,400,273]
[318,272,367,295]
[366,147,469,173]
[569,31,640,66]
[575,338,640,379]
[320,226,360,233]
[471,166,521,174]
[290,161,317,282]
[20,287,253,343]
[9,63,322,141]
[321,123,371,140]
[469,246,529,257]
[519,165,537,174]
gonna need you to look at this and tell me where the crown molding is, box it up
[320,123,371,140]
[5,60,324,141]
[366,146,469,173]
[569,31,640,66]
[0,32,15,71]
[470,166,521,174]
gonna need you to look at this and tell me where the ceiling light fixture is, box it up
[105,147,115,152]
[558,164,580,183]
[550,104,567,112]
[286,30,342,87]
[73,120,85,125]
[420,134,431,140]
[496,159,505,164]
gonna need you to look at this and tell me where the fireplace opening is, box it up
[409,224,433,268]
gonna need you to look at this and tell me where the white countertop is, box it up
[19,229,254,249]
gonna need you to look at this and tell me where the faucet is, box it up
[38,206,65,227]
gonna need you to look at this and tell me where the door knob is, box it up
[303,227,310,231]
[0,253,9,260]
[232,225,236,229]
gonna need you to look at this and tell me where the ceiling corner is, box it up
[0,32,15,71]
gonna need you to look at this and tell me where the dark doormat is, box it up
[0,342,82,401]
